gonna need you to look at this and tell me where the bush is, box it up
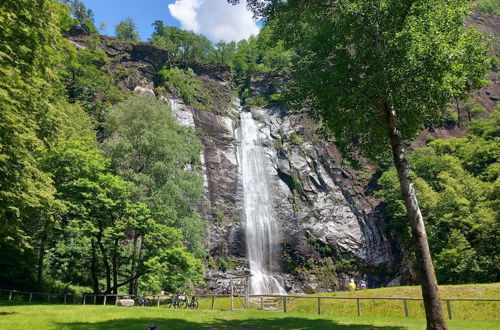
[157,68,198,104]
[475,0,500,15]
[42,279,92,294]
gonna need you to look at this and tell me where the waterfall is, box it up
[239,110,286,295]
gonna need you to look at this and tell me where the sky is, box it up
[81,0,260,42]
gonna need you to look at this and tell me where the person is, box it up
[360,280,367,290]
[348,279,356,292]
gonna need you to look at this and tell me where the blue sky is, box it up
[81,0,260,42]
[82,0,180,41]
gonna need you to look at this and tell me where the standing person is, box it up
[348,279,356,292]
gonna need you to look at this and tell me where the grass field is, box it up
[0,304,499,330]
[194,283,500,321]
[1,283,499,329]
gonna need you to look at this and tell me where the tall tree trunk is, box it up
[90,238,99,293]
[112,238,119,294]
[97,233,111,293]
[383,103,448,330]
[129,232,138,294]
[455,98,461,127]
[36,236,47,290]
[133,237,144,295]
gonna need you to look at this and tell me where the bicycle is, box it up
[164,295,186,308]
[186,296,199,309]
[134,295,152,307]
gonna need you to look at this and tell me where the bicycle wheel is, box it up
[178,300,187,309]
[190,300,199,309]
[164,299,172,308]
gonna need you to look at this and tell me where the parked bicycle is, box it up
[134,295,152,307]
[186,296,199,309]
[164,295,187,308]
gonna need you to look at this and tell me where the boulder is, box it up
[133,86,155,97]
[117,299,135,307]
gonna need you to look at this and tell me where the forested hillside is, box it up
[0,0,204,294]
[0,0,498,296]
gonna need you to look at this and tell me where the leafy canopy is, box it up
[258,0,489,160]
[115,17,140,41]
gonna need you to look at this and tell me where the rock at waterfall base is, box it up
[117,299,135,307]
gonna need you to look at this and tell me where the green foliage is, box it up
[0,0,67,256]
[151,21,213,65]
[268,0,489,160]
[377,111,500,283]
[489,56,499,72]
[114,17,139,41]
[63,45,124,120]
[246,96,268,107]
[157,67,198,104]
[475,0,500,15]
[103,95,206,258]
[61,0,97,34]
[42,279,92,294]
[0,1,205,295]
[288,133,304,147]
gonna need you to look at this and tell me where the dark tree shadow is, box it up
[0,311,16,316]
[59,317,406,330]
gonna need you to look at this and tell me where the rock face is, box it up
[186,73,399,292]
[67,32,401,293]
[69,32,400,292]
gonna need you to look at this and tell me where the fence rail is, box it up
[1,288,499,320]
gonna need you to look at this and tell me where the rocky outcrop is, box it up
[64,32,405,293]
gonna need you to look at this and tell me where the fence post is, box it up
[157,295,160,307]
[403,299,409,317]
[211,295,215,310]
[357,298,361,316]
[317,297,322,315]
[260,297,263,310]
[116,295,119,306]
[283,297,287,313]
[47,294,51,303]
[446,300,452,320]
[29,292,33,303]
[64,295,67,304]
[103,295,107,305]
[245,278,249,309]
[73,295,76,304]
[8,291,13,301]
[93,295,96,305]
[83,295,86,305]
[230,280,234,311]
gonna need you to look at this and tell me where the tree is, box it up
[0,0,68,288]
[115,17,140,41]
[150,21,213,65]
[103,95,206,258]
[61,0,97,33]
[228,1,489,329]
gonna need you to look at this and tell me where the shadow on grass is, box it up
[59,317,406,330]
[0,312,16,316]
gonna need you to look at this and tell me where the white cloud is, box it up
[168,0,260,42]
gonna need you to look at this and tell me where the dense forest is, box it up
[0,0,498,298]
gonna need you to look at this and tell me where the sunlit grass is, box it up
[0,283,498,329]
[0,304,499,329]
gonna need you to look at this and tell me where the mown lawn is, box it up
[0,304,499,330]
[1,283,498,329]
[195,283,500,321]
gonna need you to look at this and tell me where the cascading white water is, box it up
[239,110,286,295]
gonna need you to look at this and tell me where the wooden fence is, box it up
[1,288,499,320]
